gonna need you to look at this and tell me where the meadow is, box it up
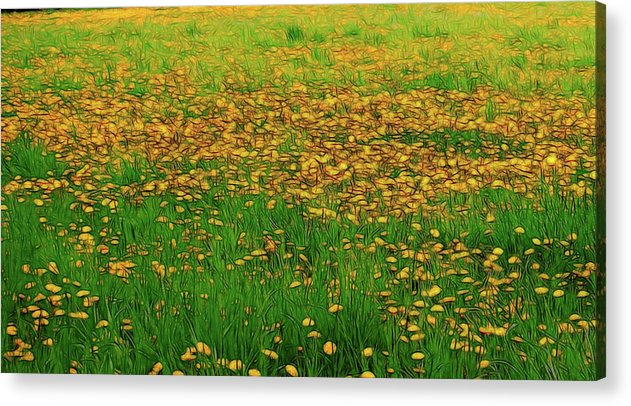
[1,3,604,379]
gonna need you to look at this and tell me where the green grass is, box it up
[1,3,597,99]
[285,25,306,45]
[1,150,597,379]
[1,134,69,181]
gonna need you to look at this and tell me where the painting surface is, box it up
[1,2,605,379]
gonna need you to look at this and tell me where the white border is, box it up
[2,1,630,405]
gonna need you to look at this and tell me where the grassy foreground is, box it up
[1,3,603,379]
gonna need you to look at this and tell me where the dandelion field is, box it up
[1,3,605,379]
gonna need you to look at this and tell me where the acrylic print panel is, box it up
[1,2,605,380]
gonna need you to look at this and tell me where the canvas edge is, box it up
[595,0,606,381]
